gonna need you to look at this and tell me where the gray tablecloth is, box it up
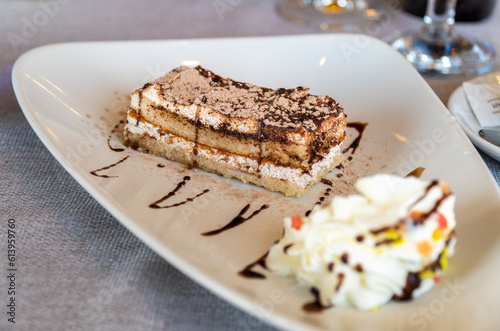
[1,1,500,330]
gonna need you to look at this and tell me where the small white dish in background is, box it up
[448,85,500,161]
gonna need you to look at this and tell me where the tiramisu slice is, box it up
[124,66,346,197]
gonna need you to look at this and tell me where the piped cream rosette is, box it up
[267,174,456,311]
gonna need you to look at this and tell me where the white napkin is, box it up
[462,72,500,127]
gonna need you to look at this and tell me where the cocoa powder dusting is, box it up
[151,66,343,131]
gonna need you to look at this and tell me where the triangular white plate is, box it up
[12,34,500,331]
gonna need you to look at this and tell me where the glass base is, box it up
[277,0,384,31]
[390,31,495,76]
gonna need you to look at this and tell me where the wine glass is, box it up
[277,0,387,31]
[390,0,495,75]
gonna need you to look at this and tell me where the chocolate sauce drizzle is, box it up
[283,243,293,253]
[406,167,426,179]
[305,186,331,217]
[394,231,456,301]
[303,122,368,216]
[343,122,368,154]
[238,251,269,279]
[393,272,421,301]
[202,204,269,236]
[371,219,407,243]
[107,136,125,152]
[256,120,265,177]
[192,106,201,169]
[370,180,449,237]
[90,156,129,178]
[136,94,143,124]
[320,178,333,186]
[149,176,209,209]
[305,179,333,216]
[410,181,450,225]
[302,287,333,313]
[110,120,124,134]
[151,190,210,209]
[335,273,345,292]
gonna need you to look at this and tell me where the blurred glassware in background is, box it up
[277,0,388,31]
[402,0,497,22]
[390,0,495,75]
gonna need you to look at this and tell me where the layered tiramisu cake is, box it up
[124,66,346,196]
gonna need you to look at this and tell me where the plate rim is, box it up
[12,34,500,331]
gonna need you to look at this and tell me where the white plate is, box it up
[448,84,500,161]
[12,35,500,331]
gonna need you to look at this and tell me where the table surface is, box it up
[1,1,500,330]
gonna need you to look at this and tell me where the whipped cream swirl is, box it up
[267,174,456,311]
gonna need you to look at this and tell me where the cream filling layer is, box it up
[125,114,342,188]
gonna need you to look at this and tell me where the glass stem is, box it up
[421,0,458,41]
